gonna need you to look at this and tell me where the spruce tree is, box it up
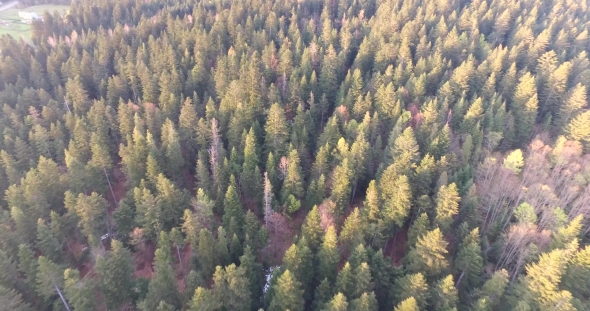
[264,103,289,157]
[350,292,378,311]
[63,269,97,311]
[511,72,538,145]
[302,205,324,250]
[394,297,420,311]
[318,226,340,283]
[407,228,449,277]
[268,270,305,311]
[322,292,348,311]
[565,110,590,151]
[432,275,458,311]
[434,183,460,233]
[144,248,180,310]
[95,240,134,310]
[394,273,429,310]
[223,181,245,239]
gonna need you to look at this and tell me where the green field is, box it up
[0,4,69,40]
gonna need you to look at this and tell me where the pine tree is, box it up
[64,269,97,311]
[478,269,509,309]
[407,228,449,277]
[268,270,305,311]
[394,273,429,309]
[241,128,263,206]
[350,292,378,311]
[557,84,587,130]
[0,285,34,311]
[217,264,252,311]
[144,248,180,310]
[434,183,460,232]
[522,248,574,310]
[74,192,108,245]
[379,170,412,229]
[394,297,420,311]
[565,110,590,151]
[239,246,262,310]
[18,244,38,289]
[335,262,354,298]
[215,227,230,267]
[196,229,216,276]
[223,182,245,239]
[408,213,430,248]
[330,158,352,218]
[312,278,333,311]
[455,228,483,289]
[318,226,340,283]
[265,103,289,157]
[322,292,348,311]
[281,148,305,203]
[511,72,538,146]
[190,287,215,311]
[37,219,62,263]
[36,256,68,308]
[95,240,134,310]
[432,275,458,311]
[302,205,324,250]
[340,208,365,251]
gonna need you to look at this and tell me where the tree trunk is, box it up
[55,284,71,311]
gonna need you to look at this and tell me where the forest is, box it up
[0,0,590,309]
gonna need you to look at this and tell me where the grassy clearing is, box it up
[0,4,69,40]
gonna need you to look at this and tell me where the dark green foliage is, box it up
[95,240,135,310]
[0,0,588,309]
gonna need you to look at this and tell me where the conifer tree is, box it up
[95,240,134,310]
[318,226,340,283]
[63,269,97,311]
[335,262,354,298]
[211,264,252,311]
[144,248,180,310]
[281,148,305,203]
[394,273,429,310]
[322,292,348,311]
[434,183,460,232]
[330,158,352,219]
[432,275,458,311]
[0,285,34,311]
[215,227,230,267]
[455,228,484,289]
[223,181,245,239]
[37,219,62,263]
[265,103,289,157]
[511,72,538,145]
[36,256,68,309]
[196,229,216,276]
[394,297,420,311]
[268,270,305,311]
[189,287,215,311]
[379,170,412,229]
[74,192,108,245]
[408,213,430,248]
[302,205,324,250]
[18,244,38,289]
[239,246,262,310]
[565,110,590,151]
[557,84,587,130]
[350,292,378,311]
[340,208,365,251]
[407,228,449,277]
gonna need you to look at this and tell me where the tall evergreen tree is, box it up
[95,240,134,310]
